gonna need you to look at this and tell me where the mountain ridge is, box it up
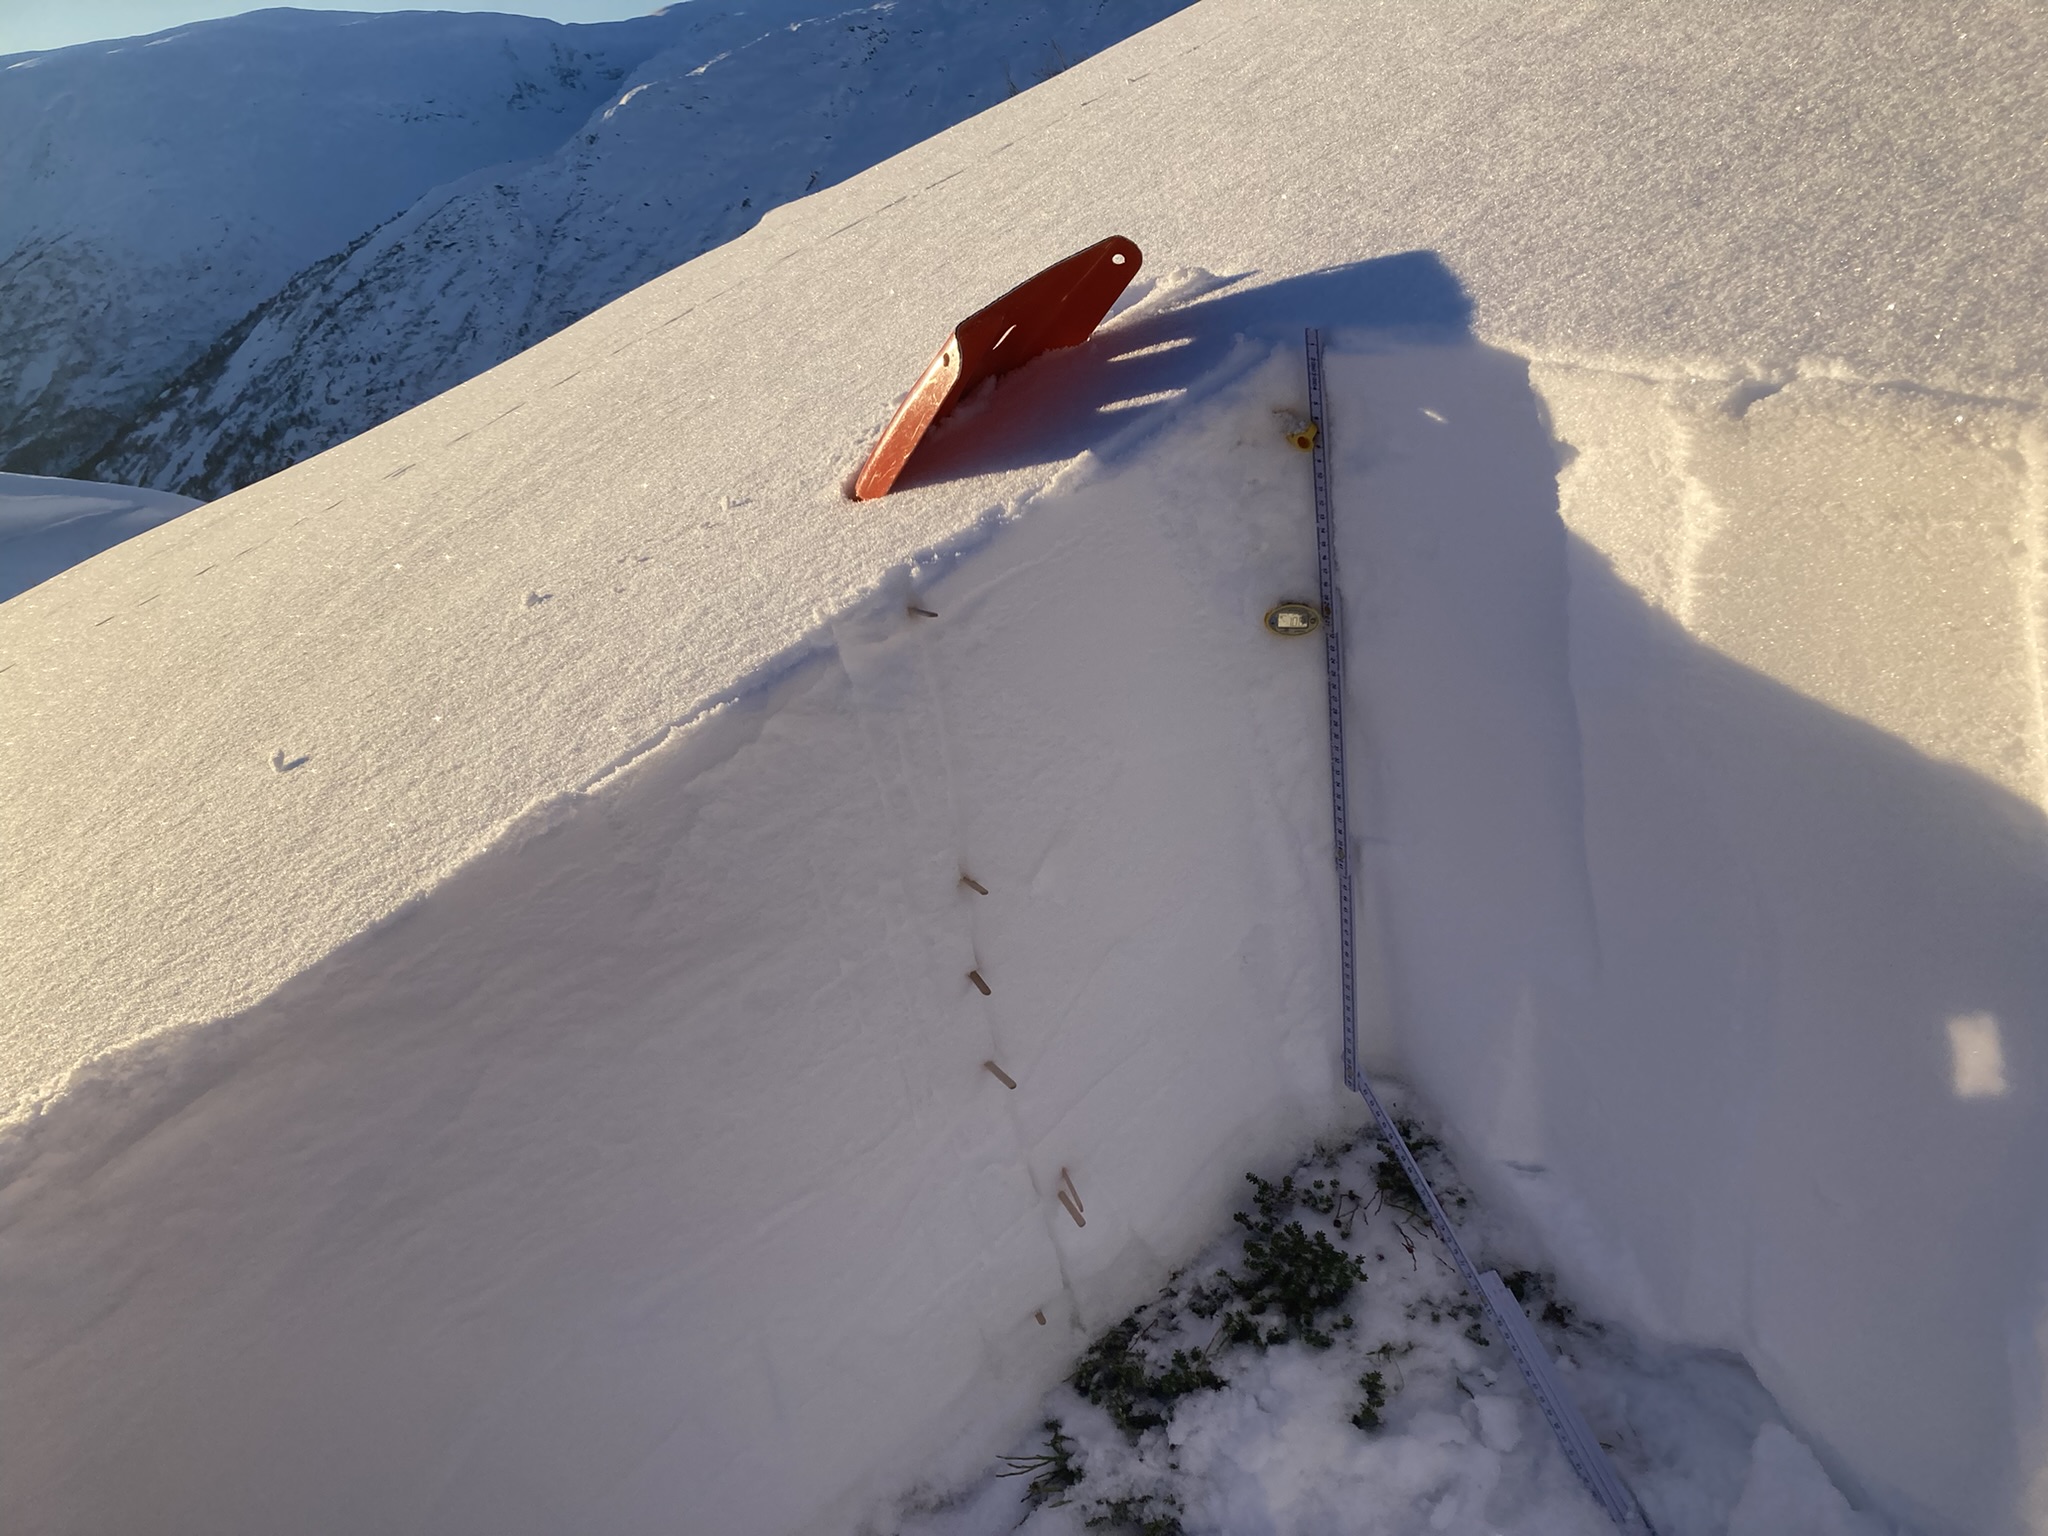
[0,6,696,480]
[6,1,1195,500]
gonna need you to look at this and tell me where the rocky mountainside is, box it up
[0,7,686,482]
[4,1,1192,501]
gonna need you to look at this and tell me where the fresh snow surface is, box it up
[2,4,2045,1535]
[886,1108,1891,1536]
[3,0,1194,499]
[0,471,201,601]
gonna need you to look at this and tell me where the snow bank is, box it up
[0,472,200,601]
[2,3,2043,1533]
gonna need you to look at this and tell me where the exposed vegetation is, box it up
[1351,1369,1391,1430]
[997,1420,1085,1509]
[1070,1312,1226,1441]
[1502,1267,1587,1333]
[1084,1492,1183,1535]
[1184,1172,1367,1352]
[958,1111,1588,1534]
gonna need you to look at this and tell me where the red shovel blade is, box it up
[852,235,1144,501]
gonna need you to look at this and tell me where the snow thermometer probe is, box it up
[1302,329,1655,1535]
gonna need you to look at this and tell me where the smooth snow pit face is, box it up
[19,313,2039,1536]
[0,350,1360,1536]
[8,305,2048,1536]
[1335,342,2048,1533]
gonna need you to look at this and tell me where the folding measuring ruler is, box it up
[1303,327,1654,1534]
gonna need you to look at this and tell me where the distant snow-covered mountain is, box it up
[0,8,683,482]
[3,2,1193,501]
[0,472,199,601]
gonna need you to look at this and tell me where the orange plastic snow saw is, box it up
[852,235,1144,500]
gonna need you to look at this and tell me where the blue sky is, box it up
[1,3,658,57]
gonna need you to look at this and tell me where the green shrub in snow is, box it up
[1069,1311,1225,1442]
[1184,1172,1366,1351]
[1083,1491,1184,1535]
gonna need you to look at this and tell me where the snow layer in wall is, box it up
[3,3,2045,1533]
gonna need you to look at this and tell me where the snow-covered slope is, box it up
[2,3,2044,1534]
[0,7,685,479]
[0,472,201,602]
[2,1,1192,501]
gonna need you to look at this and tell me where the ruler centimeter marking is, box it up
[1305,327,1359,1094]
[1302,328,1652,1534]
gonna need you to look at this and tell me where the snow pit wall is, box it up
[4,0,2045,1521]
[1330,340,2048,1536]
[0,362,1361,1536]
[8,322,2048,1536]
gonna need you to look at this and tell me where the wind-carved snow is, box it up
[4,0,1194,500]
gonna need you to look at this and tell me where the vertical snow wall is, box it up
[5,3,2047,1532]
[0,329,1372,1533]
[1323,343,2048,1535]
[14,296,2045,1536]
